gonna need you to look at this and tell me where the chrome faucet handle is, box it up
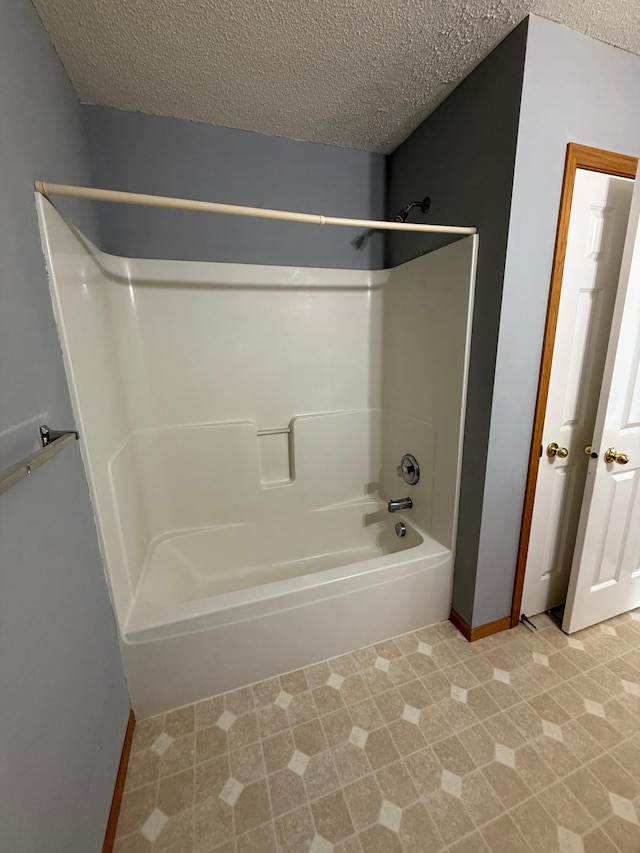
[397,454,420,485]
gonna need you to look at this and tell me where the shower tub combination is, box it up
[37,195,477,717]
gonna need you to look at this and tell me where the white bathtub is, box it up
[37,196,477,718]
[141,501,426,606]
[123,500,451,717]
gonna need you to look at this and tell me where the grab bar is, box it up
[0,425,78,497]
[256,427,291,436]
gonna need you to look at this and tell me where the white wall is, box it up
[38,198,151,623]
[39,199,383,627]
[380,242,477,549]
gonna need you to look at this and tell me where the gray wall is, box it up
[386,22,528,625]
[81,106,386,269]
[0,2,130,850]
[474,16,640,624]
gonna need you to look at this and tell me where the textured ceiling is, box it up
[32,0,640,153]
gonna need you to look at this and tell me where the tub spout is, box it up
[388,497,412,513]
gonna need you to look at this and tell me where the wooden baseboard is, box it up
[449,608,512,642]
[449,607,473,640]
[103,709,136,853]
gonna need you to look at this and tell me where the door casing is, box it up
[510,143,638,628]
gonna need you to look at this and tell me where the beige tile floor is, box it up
[115,609,640,852]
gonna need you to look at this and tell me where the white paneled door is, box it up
[521,170,633,618]
[564,175,640,632]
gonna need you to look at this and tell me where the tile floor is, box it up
[115,609,640,852]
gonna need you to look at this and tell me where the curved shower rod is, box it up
[34,182,476,236]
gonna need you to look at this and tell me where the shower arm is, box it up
[393,197,431,224]
[352,196,432,250]
[34,182,475,236]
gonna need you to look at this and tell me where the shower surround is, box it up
[37,197,477,716]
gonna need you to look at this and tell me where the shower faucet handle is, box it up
[397,453,420,485]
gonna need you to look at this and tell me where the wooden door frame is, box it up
[510,143,638,629]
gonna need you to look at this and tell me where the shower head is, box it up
[351,195,431,251]
[393,196,431,223]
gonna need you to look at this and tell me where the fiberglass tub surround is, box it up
[37,197,477,715]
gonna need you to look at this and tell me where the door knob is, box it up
[604,447,629,465]
[547,442,569,459]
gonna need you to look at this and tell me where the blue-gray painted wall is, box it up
[0,2,130,850]
[474,16,640,625]
[81,106,387,269]
[389,17,640,629]
[386,22,529,626]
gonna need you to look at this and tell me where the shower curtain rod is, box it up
[34,182,476,236]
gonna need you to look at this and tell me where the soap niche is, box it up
[258,428,294,486]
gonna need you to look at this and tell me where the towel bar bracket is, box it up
[39,424,79,447]
[0,424,79,497]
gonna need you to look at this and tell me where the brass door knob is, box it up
[604,447,629,465]
[547,442,569,459]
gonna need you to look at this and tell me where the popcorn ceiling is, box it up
[32,0,640,153]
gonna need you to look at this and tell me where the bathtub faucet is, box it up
[388,497,412,513]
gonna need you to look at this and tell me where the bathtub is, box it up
[37,195,477,718]
[123,500,451,717]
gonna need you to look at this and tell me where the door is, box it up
[521,170,634,617]
[564,176,640,632]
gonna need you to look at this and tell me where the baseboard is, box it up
[103,709,136,853]
[449,608,511,642]
[449,607,472,640]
